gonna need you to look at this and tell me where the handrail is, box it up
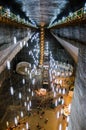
[48,6,86,29]
[0,6,37,28]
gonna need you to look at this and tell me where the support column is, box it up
[69,45,86,130]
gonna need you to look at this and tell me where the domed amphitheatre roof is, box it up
[16,61,31,75]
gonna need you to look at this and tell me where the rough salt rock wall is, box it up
[69,45,86,130]
[0,24,29,49]
[52,25,86,44]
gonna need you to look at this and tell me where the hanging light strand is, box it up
[39,27,44,65]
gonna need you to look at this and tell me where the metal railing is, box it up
[48,6,86,28]
[0,6,37,28]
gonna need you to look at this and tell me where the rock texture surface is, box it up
[52,26,86,129]
[0,24,29,50]
[69,45,86,130]
[52,25,86,44]
[52,34,79,63]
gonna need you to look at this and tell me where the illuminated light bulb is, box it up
[17,115,19,121]
[17,15,20,20]
[32,91,34,96]
[19,92,22,99]
[58,97,61,102]
[10,86,14,95]
[69,104,71,111]
[22,78,25,84]
[50,77,52,82]
[54,92,56,97]
[22,128,25,130]
[55,100,58,107]
[63,88,66,94]
[69,12,73,16]
[66,72,68,76]
[66,126,68,130]
[57,72,60,76]
[53,75,55,79]
[61,109,64,114]
[59,89,61,94]
[62,16,65,21]
[59,124,62,130]
[24,102,27,107]
[32,79,35,85]
[29,73,32,79]
[25,67,28,72]
[56,87,58,92]
[28,88,31,92]
[6,60,10,70]
[69,71,72,76]
[84,3,86,13]
[13,37,17,44]
[20,111,24,118]
[55,79,57,83]
[14,117,18,126]
[27,96,29,101]
[67,116,70,122]
[29,100,32,107]
[6,121,9,127]
[33,64,36,69]
[27,104,30,111]
[26,122,29,129]
[57,111,59,118]
[24,41,26,46]
[6,8,10,17]
[20,42,22,48]
[62,99,64,105]
[62,72,65,77]
[35,70,37,75]
[51,83,53,88]
[60,80,62,85]
[26,43,28,47]
[29,51,31,55]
